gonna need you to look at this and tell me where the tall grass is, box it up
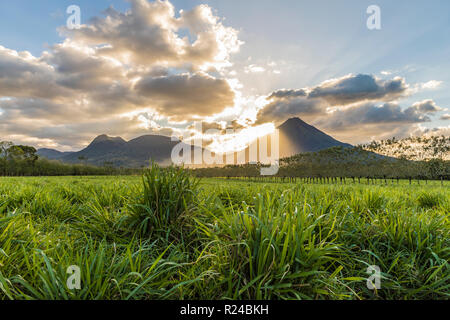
[0,174,448,300]
[127,163,199,236]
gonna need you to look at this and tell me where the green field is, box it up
[0,171,449,300]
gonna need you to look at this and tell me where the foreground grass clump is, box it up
[204,190,341,299]
[0,175,448,300]
[127,163,199,236]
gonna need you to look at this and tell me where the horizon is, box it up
[0,0,449,153]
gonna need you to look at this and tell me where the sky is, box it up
[0,0,449,151]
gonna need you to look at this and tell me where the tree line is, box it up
[193,146,450,182]
[360,135,450,161]
[0,141,140,176]
[1,141,448,180]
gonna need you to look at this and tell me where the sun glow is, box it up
[207,122,275,154]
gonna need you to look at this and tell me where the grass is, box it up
[127,164,199,237]
[0,169,448,300]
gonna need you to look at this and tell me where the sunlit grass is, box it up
[0,173,448,300]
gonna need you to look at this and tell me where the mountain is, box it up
[62,134,127,163]
[59,134,183,168]
[37,118,353,168]
[277,118,352,158]
[36,148,74,160]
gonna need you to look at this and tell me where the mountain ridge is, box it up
[37,118,353,167]
[277,117,352,158]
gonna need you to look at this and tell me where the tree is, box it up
[0,141,13,159]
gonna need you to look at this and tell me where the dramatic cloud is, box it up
[62,0,242,70]
[0,46,69,99]
[257,74,409,124]
[135,73,235,118]
[0,0,447,150]
[315,101,439,131]
[311,100,444,143]
[256,73,445,143]
[0,0,242,149]
[256,96,325,124]
[308,74,408,106]
[268,89,307,99]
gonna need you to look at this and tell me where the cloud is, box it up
[441,114,450,120]
[310,100,443,144]
[315,101,438,130]
[420,80,442,90]
[268,89,307,99]
[256,96,325,124]
[187,119,248,135]
[307,74,408,106]
[0,0,242,149]
[62,0,242,70]
[254,72,449,143]
[0,108,176,150]
[409,99,442,114]
[244,64,266,73]
[0,46,69,99]
[42,43,125,91]
[135,73,235,119]
[0,1,447,150]
[257,74,409,124]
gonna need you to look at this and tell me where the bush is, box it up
[127,163,199,236]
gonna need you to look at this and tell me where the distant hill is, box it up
[38,134,204,168]
[278,118,352,158]
[59,134,188,168]
[281,145,391,166]
[62,134,127,165]
[36,148,74,160]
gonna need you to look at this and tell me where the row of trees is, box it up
[361,135,450,161]
[193,147,450,181]
[193,160,449,181]
[1,140,448,179]
[0,141,140,176]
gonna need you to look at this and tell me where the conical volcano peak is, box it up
[276,118,352,158]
